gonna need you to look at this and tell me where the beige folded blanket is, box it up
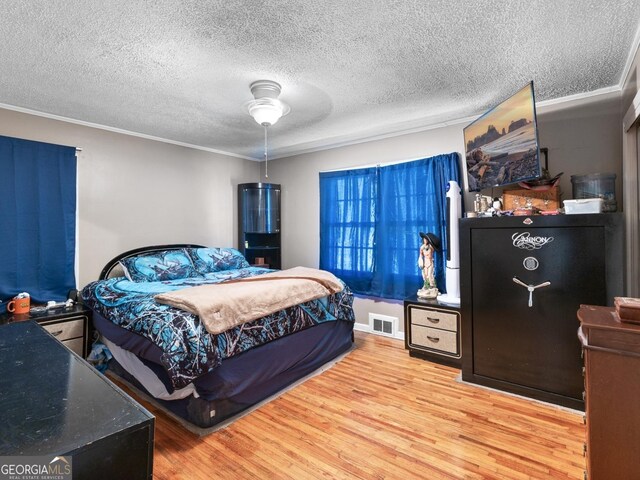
[155,266,344,335]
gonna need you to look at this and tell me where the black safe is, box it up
[460,213,624,410]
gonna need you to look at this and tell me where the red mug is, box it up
[7,296,30,314]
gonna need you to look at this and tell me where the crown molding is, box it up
[619,21,640,88]
[0,102,255,161]
[269,114,478,160]
[536,85,621,109]
[270,86,623,160]
[0,83,626,163]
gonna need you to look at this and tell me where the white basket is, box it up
[563,198,604,214]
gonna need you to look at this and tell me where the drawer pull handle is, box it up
[50,330,64,337]
[426,336,440,343]
[426,317,440,323]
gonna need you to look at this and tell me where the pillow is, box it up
[186,247,250,274]
[120,249,200,282]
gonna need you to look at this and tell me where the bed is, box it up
[81,244,355,429]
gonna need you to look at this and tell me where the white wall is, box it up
[622,45,639,112]
[266,123,466,329]
[621,40,640,296]
[0,91,623,321]
[0,107,259,287]
[537,93,622,204]
[266,94,623,330]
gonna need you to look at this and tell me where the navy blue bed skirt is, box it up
[91,308,354,427]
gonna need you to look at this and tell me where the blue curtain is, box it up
[320,153,460,300]
[0,135,77,306]
[374,154,460,298]
[319,167,378,292]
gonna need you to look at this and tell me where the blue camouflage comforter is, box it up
[81,267,354,389]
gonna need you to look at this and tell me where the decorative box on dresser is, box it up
[404,295,461,367]
[578,304,640,480]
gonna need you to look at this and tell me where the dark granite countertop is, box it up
[0,321,153,455]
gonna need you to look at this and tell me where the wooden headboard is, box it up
[99,244,206,280]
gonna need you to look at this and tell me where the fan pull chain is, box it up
[264,125,269,178]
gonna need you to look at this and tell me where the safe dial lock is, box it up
[512,276,551,307]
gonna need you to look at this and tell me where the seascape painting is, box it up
[464,82,541,191]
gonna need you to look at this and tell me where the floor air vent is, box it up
[369,313,397,337]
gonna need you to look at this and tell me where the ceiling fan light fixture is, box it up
[247,98,289,126]
[246,79,290,126]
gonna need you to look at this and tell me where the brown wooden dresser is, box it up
[577,304,640,479]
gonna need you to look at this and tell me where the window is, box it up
[320,153,460,300]
[0,135,77,305]
[319,167,377,292]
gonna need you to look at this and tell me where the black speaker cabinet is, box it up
[460,213,624,410]
[238,182,281,269]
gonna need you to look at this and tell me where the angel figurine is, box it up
[417,232,441,299]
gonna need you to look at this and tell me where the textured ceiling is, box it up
[1,1,639,160]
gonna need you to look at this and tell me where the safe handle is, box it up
[512,277,551,307]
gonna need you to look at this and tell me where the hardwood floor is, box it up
[124,331,585,479]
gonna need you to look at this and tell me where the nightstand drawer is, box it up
[411,325,458,354]
[410,307,458,332]
[42,318,84,341]
[62,337,84,356]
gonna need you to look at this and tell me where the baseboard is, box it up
[454,374,583,415]
[353,322,405,342]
